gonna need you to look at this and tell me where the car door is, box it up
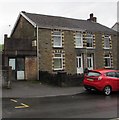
[115,71,119,90]
[106,72,118,91]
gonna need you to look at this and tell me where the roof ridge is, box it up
[23,11,86,22]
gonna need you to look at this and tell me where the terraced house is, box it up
[3,11,118,80]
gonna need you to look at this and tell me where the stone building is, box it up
[3,11,118,80]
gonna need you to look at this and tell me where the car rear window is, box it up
[87,71,101,77]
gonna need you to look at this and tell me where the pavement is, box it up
[2,80,84,98]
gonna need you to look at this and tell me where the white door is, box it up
[77,55,83,74]
[87,54,93,70]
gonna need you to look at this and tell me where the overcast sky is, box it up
[0,0,118,44]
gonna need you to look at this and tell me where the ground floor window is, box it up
[53,53,63,70]
[104,54,111,68]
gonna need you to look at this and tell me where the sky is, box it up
[0,0,118,44]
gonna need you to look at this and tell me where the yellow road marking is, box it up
[15,103,29,109]
[10,99,29,109]
[21,103,29,108]
[10,99,18,103]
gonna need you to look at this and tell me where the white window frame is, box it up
[53,53,63,70]
[104,54,111,68]
[9,58,16,70]
[77,56,82,68]
[76,54,84,73]
[75,32,83,48]
[86,34,94,49]
[103,35,111,49]
[52,31,62,48]
[87,54,93,70]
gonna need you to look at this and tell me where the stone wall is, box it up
[11,15,35,39]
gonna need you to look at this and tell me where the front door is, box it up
[87,54,93,70]
[77,55,83,74]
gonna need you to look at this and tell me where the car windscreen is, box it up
[87,71,101,77]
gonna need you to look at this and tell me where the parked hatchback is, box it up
[83,69,119,95]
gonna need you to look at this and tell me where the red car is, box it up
[83,69,119,95]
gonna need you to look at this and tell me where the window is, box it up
[86,34,93,48]
[104,54,111,68]
[53,53,63,70]
[87,54,93,70]
[77,57,81,68]
[9,58,15,70]
[87,72,101,77]
[75,32,83,48]
[106,72,116,77]
[116,72,119,78]
[52,31,62,47]
[104,35,111,49]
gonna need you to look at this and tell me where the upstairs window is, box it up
[75,32,83,48]
[103,35,111,49]
[52,31,62,48]
[86,34,94,48]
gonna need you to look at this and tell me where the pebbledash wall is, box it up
[3,12,118,80]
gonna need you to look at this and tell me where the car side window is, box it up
[106,72,116,78]
[115,72,119,78]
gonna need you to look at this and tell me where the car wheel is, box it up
[84,86,92,92]
[103,86,112,96]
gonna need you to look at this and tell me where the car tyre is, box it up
[84,86,92,92]
[103,86,112,96]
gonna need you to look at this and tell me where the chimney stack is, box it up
[87,13,97,22]
[4,34,8,40]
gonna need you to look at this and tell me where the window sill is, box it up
[86,47,95,49]
[103,48,111,50]
[75,46,83,48]
[104,66,112,69]
[53,46,63,49]
[53,68,64,71]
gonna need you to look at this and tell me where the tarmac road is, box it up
[2,91,119,119]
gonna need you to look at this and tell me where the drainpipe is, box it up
[36,25,39,80]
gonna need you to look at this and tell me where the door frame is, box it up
[87,54,94,70]
[76,54,83,74]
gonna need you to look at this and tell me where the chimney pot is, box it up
[87,13,97,22]
[90,13,94,18]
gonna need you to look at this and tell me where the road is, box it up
[2,91,119,119]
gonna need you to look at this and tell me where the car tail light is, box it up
[98,76,102,80]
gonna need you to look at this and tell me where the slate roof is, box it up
[112,22,119,32]
[21,11,117,35]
